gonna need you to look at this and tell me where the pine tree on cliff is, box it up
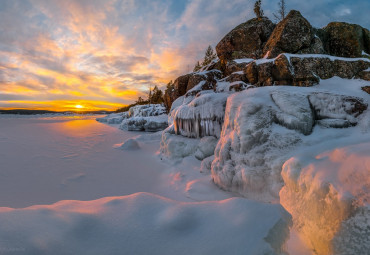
[150,86,164,104]
[193,61,201,72]
[202,45,217,66]
[273,0,287,22]
[254,0,264,19]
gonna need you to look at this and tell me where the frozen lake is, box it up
[0,115,311,254]
[0,115,170,208]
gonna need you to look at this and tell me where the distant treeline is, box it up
[0,109,113,115]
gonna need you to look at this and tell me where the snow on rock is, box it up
[128,104,166,117]
[280,143,370,255]
[211,85,368,202]
[160,130,200,159]
[97,104,168,132]
[0,192,292,255]
[114,138,140,150]
[160,130,218,161]
[120,115,168,132]
[96,112,129,124]
[172,92,229,138]
[194,136,218,161]
[200,155,215,173]
[308,92,366,124]
[271,91,314,135]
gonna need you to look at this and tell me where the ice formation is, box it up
[280,143,370,255]
[172,92,229,138]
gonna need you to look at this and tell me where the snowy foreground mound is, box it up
[0,193,291,255]
[97,104,168,132]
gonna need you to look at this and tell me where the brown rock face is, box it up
[245,62,258,85]
[362,86,370,94]
[263,10,314,58]
[363,29,370,53]
[186,70,222,92]
[224,60,253,76]
[173,74,192,97]
[323,22,369,58]
[243,54,370,87]
[356,70,370,81]
[163,87,176,112]
[163,70,223,110]
[225,72,247,83]
[216,17,275,61]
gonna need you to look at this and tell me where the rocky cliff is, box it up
[163,10,370,111]
[160,9,370,255]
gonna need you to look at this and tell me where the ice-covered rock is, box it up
[120,115,168,132]
[173,92,229,138]
[280,143,370,255]
[211,86,368,201]
[271,91,314,135]
[128,104,166,118]
[96,112,129,124]
[98,104,168,132]
[194,136,218,160]
[160,130,218,161]
[200,155,215,174]
[211,87,302,202]
[308,92,367,124]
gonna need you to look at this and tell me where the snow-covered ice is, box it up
[0,193,291,255]
[0,114,294,255]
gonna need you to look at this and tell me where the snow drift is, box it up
[0,192,291,255]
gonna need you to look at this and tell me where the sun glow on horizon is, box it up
[75,104,84,109]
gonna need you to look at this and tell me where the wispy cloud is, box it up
[0,0,368,110]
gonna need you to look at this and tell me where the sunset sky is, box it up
[1,0,369,111]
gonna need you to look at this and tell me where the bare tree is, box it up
[273,0,287,22]
[254,0,264,19]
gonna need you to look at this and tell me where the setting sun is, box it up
[75,105,84,109]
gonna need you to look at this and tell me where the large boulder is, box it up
[174,74,192,97]
[263,10,315,58]
[216,17,275,62]
[323,22,370,58]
